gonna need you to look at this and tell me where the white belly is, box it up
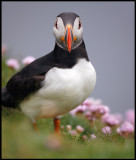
[20,59,96,122]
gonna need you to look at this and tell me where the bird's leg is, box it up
[32,121,39,132]
[54,117,61,134]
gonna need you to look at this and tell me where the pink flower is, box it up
[119,121,134,136]
[69,109,77,116]
[60,125,64,130]
[102,114,120,126]
[2,44,7,56]
[6,58,20,70]
[82,97,102,107]
[90,105,110,118]
[69,105,87,116]
[84,111,92,117]
[117,127,121,135]
[89,105,99,113]
[82,135,87,140]
[76,125,84,133]
[69,130,78,136]
[99,105,110,115]
[22,56,36,65]
[84,111,92,119]
[84,111,96,122]
[45,134,62,150]
[66,125,72,131]
[82,98,92,106]
[113,113,123,124]
[102,126,111,134]
[92,99,102,105]
[69,98,103,117]
[90,134,96,139]
[125,109,135,125]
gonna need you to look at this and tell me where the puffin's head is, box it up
[53,12,83,53]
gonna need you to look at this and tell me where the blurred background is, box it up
[2,2,134,114]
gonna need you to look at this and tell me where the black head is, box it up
[53,12,83,53]
[57,12,79,26]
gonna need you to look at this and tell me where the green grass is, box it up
[2,108,135,159]
[2,57,135,159]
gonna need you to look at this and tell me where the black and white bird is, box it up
[2,12,96,133]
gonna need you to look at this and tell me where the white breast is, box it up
[20,58,96,122]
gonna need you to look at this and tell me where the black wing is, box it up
[4,51,56,106]
[2,75,45,108]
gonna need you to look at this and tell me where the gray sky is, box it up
[2,2,134,114]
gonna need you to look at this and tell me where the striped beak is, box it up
[65,25,73,53]
[61,24,77,53]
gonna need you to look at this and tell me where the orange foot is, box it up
[54,118,61,134]
[33,122,39,132]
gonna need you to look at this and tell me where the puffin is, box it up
[2,12,96,133]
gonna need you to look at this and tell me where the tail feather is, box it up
[2,87,16,108]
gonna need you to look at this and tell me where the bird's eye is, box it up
[55,21,58,29]
[78,21,81,29]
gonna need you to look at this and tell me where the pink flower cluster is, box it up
[115,109,135,136]
[117,121,134,136]
[90,134,96,139]
[102,114,122,126]
[69,98,135,137]
[125,109,135,126]
[66,124,84,136]
[61,124,96,140]
[2,45,36,69]
[5,56,36,70]
[6,58,20,70]
[102,126,111,134]
[70,98,111,123]
[22,56,36,65]
[70,98,105,118]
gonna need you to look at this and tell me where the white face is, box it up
[53,17,83,52]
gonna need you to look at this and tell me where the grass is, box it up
[2,57,135,159]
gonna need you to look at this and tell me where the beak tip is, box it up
[68,47,71,53]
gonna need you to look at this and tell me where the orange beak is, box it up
[67,27,72,53]
[65,25,73,53]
